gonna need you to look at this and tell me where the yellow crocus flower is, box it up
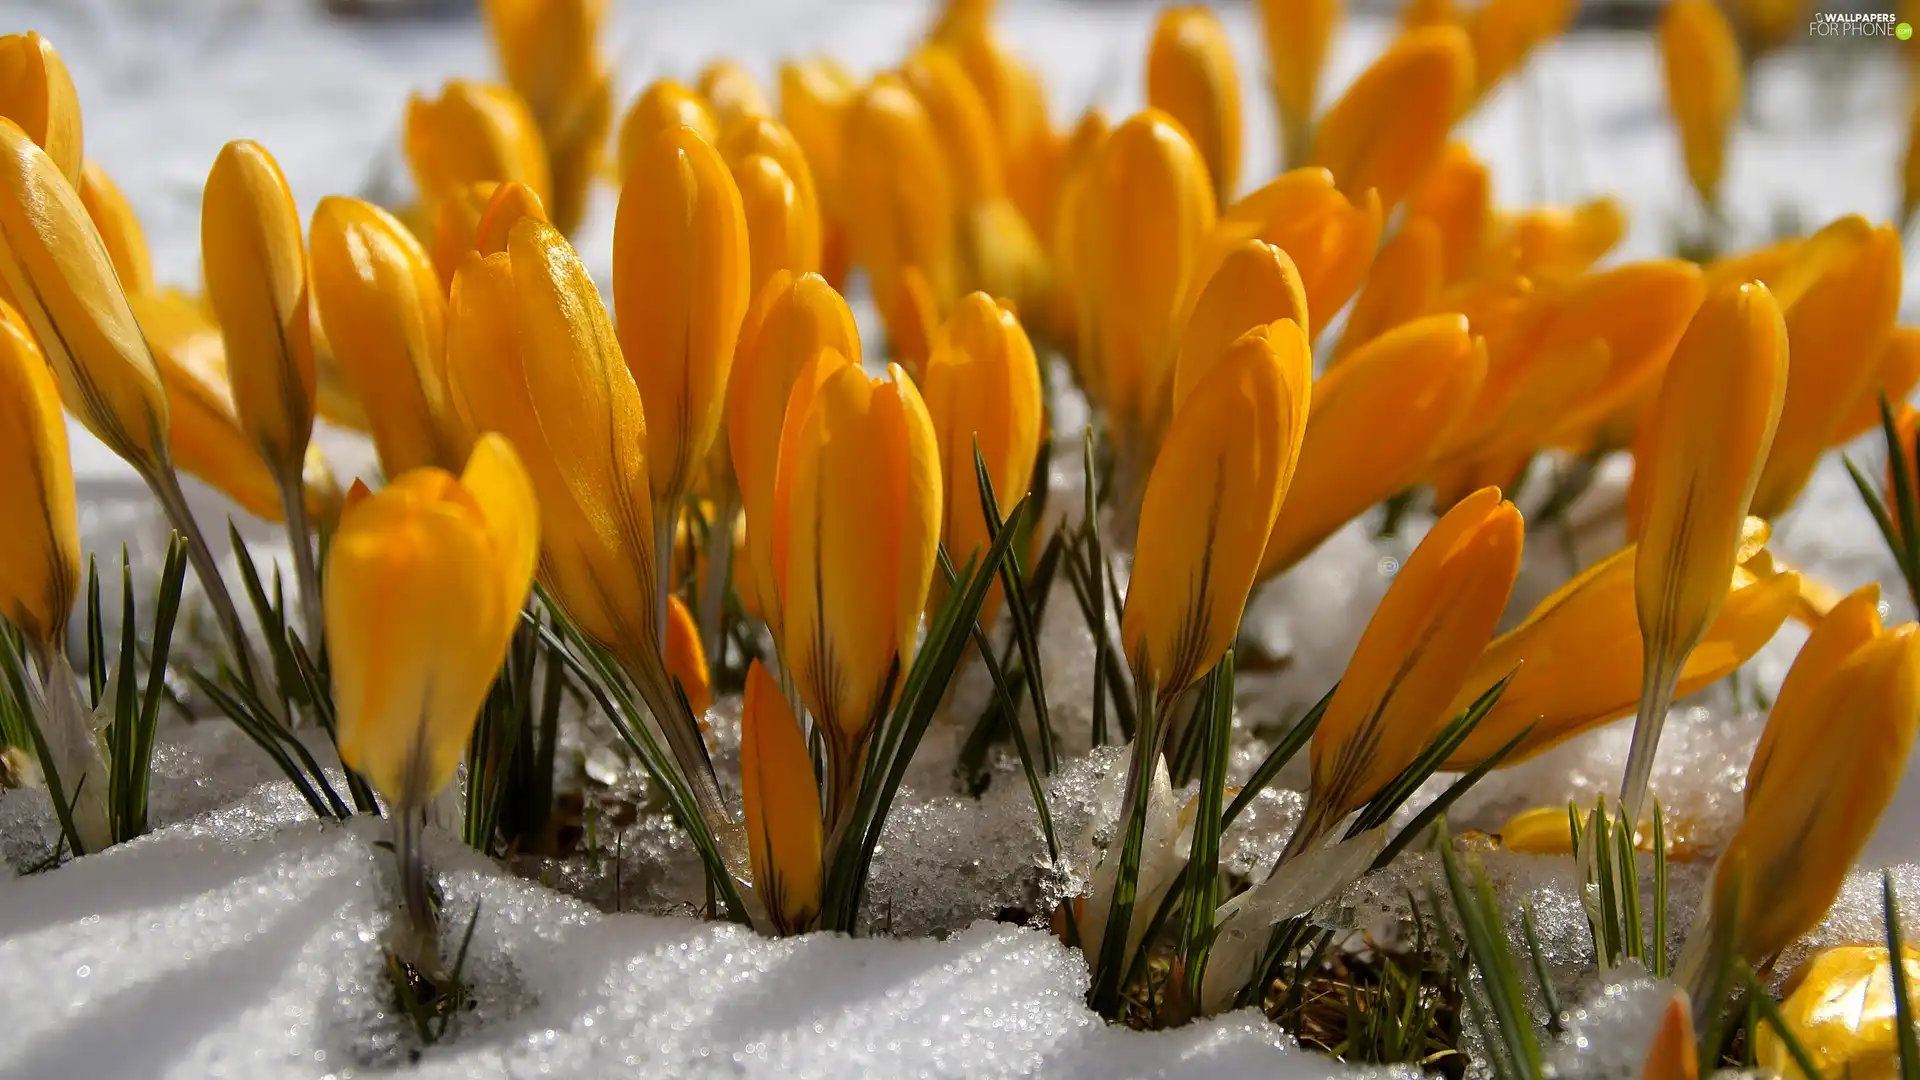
[0,298,78,651]
[741,658,823,935]
[1405,142,1490,283]
[479,0,608,234]
[1625,281,1788,823]
[720,116,823,292]
[1837,327,1920,444]
[1751,217,1903,518]
[777,358,942,823]
[1333,217,1443,361]
[699,59,772,130]
[1296,486,1522,851]
[1209,167,1382,335]
[1464,0,1573,103]
[616,78,720,183]
[309,196,461,477]
[1482,196,1626,283]
[1538,259,1708,452]
[1442,545,1798,770]
[0,32,81,185]
[1746,585,1884,808]
[405,80,550,211]
[731,152,815,300]
[430,181,496,291]
[1258,0,1342,168]
[726,271,862,646]
[843,75,958,322]
[1661,0,1741,213]
[1758,946,1920,1080]
[1121,321,1310,710]
[1043,107,1109,350]
[474,180,549,256]
[665,592,712,719]
[1173,239,1309,406]
[1310,26,1474,215]
[77,159,153,296]
[1262,314,1485,580]
[614,122,750,557]
[1643,993,1700,1080]
[1145,6,1242,205]
[777,57,857,215]
[921,292,1043,625]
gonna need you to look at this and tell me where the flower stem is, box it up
[144,461,272,711]
[276,469,325,655]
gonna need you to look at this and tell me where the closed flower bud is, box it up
[1752,217,1903,518]
[1405,142,1490,283]
[1146,6,1242,205]
[665,593,712,718]
[1044,107,1109,350]
[1263,314,1484,580]
[617,78,719,183]
[741,659,822,935]
[0,298,79,649]
[202,139,315,481]
[1173,239,1309,407]
[1333,216,1443,361]
[1210,166,1382,334]
[720,116,823,289]
[904,46,1005,207]
[309,196,461,477]
[1715,625,1920,965]
[1258,0,1342,167]
[921,292,1043,625]
[405,80,550,211]
[777,57,857,213]
[1626,281,1788,822]
[778,359,942,819]
[727,271,861,643]
[699,59,771,130]
[614,123,751,514]
[0,32,81,185]
[1661,0,1741,211]
[1121,322,1310,706]
[474,180,549,256]
[1077,109,1216,447]
[1299,487,1523,848]
[479,0,607,235]
[327,433,538,809]
[843,75,958,314]
[1757,945,1920,1080]
[1747,585,1884,808]
[0,120,169,474]
[78,159,153,296]
[1443,541,1798,770]
[431,181,496,290]
[1310,26,1474,214]
[732,152,816,295]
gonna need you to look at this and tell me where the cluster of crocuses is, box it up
[1,0,1920,1037]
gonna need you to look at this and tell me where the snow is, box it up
[2,0,1919,1075]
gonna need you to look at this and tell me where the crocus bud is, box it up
[1146,6,1242,205]
[1838,327,1920,444]
[699,59,772,129]
[0,120,169,474]
[479,0,608,235]
[1310,26,1473,214]
[665,592,712,718]
[1747,585,1884,808]
[202,140,315,482]
[617,79,720,182]
[474,180,549,256]
[921,292,1043,625]
[777,359,941,820]
[1210,167,1381,334]
[1258,0,1342,167]
[1715,624,1920,965]
[1465,0,1572,102]
[405,80,550,210]
[843,75,958,314]
[741,659,823,935]
[1642,993,1700,1080]
[309,196,461,477]
[1757,946,1920,1080]
[1443,543,1798,770]
[328,433,539,810]
[1121,322,1310,707]
[1752,217,1903,518]
[613,123,751,515]
[0,32,81,186]
[1333,216,1442,360]
[1173,240,1309,406]
[778,57,857,212]
[727,271,862,643]
[1661,0,1740,212]
[78,159,153,296]
[1298,487,1522,849]
[1044,107,1109,348]
[431,182,496,290]
[1076,109,1216,447]
[1625,282,1787,823]
[1262,314,1484,580]
[732,152,815,295]
[0,299,79,649]
[1405,142,1490,283]
[721,116,823,290]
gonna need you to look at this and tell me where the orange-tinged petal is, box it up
[1303,487,1522,842]
[904,45,1006,206]
[1173,239,1309,409]
[778,57,857,213]
[666,593,713,717]
[616,78,719,182]
[1465,0,1573,102]
[1757,945,1920,1080]
[1405,142,1490,283]
[1746,585,1883,809]
[1838,327,1920,444]
[406,80,550,209]
[1211,167,1382,335]
[843,75,957,311]
[1146,6,1242,205]
[0,32,81,186]
[699,59,772,129]
[1642,993,1700,1080]
[1333,216,1442,361]
[431,181,496,290]
[0,297,78,648]
[732,152,816,294]
[1310,26,1473,214]
[1263,314,1484,580]
[474,180,549,256]
[1120,322,1310,704]
[201,139,315,479]
[458,431,541,647]
[1258,0,1341,166]
[1484,197,1626,282]
[0,120,169,473]
[1044,107,1110,349]
[741,659,822,934]
[1661,0,1741,209]
[613,123,750,510]
[720,115,823,287]
[1538,260,1708,450]
[78,158,153,296]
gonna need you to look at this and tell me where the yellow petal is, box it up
[720,115,823,289]
[458,430,541,647]
[1405,142,1490,283]
[1661,0,1741,209]
[741,659,823,934]
[1044,107,1110,351]
[698,59,772,130]
[1333,216,1443,361]
[1120,321,1310,704]
[1483,197,1626,282]
[1465,0,1573,103]
[1146,6,1243,205]
[1310,26,1474,214]
[1642,993,1700,1080]
[613,123,750,510]
[666,592,713,718]
[78,158,153,296]
[0,296,78,648]
[1538,259,1708,450]
[0,120,169,473]
[1210,167,1382,335]
[1837,327,1920,444]
[0,32,81,186]
[777,57,857,214]
[732,152,816,296]
[201,139,315,479]
[1263,314,1484,580]
[405,80,550,210]
[1758,946,1920,1080]
[1257,0,1341,165]
[474,180,550,256]
[1173,239,1309,409]
[431,181,497,291]
[843,75,958,313]
[616,78,719,184]
[1746,585,1883,810]
[903,45,1007,207]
